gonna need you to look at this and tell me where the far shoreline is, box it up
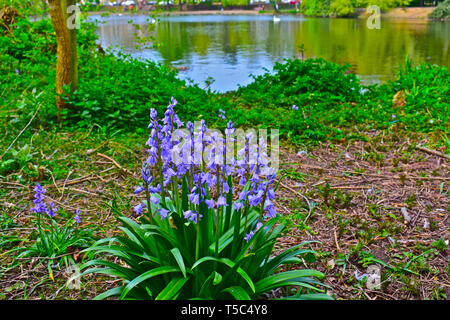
[86,6,438,20]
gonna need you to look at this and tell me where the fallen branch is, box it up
[334,228,341,252]
[330,186,372,190]
[0,181,25,187]
[96,152,133,176]
[416,146,450,160]
[65,187,99,197]
[0,103,41,160]
[57,167,115,189]
[278,181,313,223]
[58,170,73,201]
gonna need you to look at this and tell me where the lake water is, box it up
[89,14,450,92]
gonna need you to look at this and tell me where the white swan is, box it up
[273,15,280,22]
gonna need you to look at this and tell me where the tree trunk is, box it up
[48,0,78,121]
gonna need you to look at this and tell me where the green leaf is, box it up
[170,248,187,278]
[280,293,333,300]
[223,175,233,231]
[81,259,136,279]
[181,177,189,212]
[155,277,189,300]
[192,257,255,293]
[120,266,180,299]
[221,286,251,300]
[255,269,325,294]
[94,286,124,300]
[208,210,259,255]
[263,242,319,275]
[199,271,222,298]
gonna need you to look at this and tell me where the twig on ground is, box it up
[334,228,341,252]
[48,169,61,195]
[416,146,450,160]
[0,103,42,160]
[65,187,99,197]
[58,170,73,201]
[96,152,133,176]
[278,181,313,223]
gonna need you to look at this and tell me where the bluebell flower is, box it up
[234,202,244,211]
[31,183,49,216]
[159,208,169,219]
[292,105,299,110]
[205,199,215,209]
[244,230,255,242]
[188,192,199,206]
[74,209,81,223]
[133,203,145,216]
[134,186,144,194]
[141,164,153,185]
[48,202,57,218]
[150,195,160,204]
[183,210,202,223]
[225,121,234,136]
[216,195,227,207]
[137,98,280,234]
[238,190,248,201]
[244,221,263,242]
[150,108,158,121]
[222,182,230,194]
[265,201,277,218]
[218,109,226,120]
[248,190,264,207]
[267,188,276,200]
[171,96,178,107]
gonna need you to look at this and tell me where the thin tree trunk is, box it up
[48,0,78,121]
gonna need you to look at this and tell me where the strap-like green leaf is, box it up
[280,293,333,300]
[120,266,180,299]
[255,269,325,294]
[199,271,222,298]
[81,259,136,279]
[208,210,259,255]
[263,246,316,275]
[94,286,124,300]
[192,257,255,293]
[221,286,251,300]
[155,277,189,300]
[170,248,187,278]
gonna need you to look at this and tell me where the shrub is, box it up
[430,0,450,20]
[386,60,449,133]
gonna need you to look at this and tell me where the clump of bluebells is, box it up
[83,98,330,300]
[134,97,278,242]
[20,184,93,273]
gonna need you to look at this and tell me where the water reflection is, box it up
[90,14,450,92]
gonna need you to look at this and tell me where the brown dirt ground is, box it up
[274,135,449,300]
[0,134,448,299]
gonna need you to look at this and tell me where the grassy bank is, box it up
[2,16,448,147]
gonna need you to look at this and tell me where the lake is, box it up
[89,14,450,92]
